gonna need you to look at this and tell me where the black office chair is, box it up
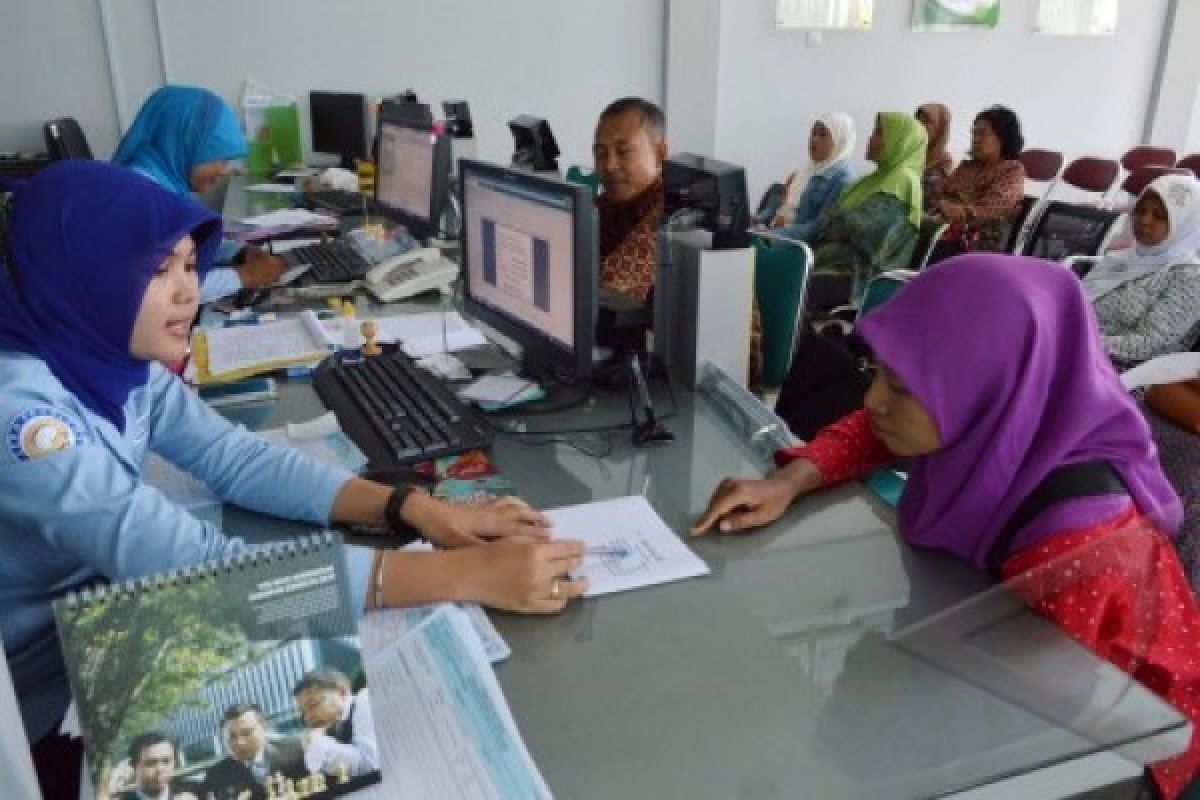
[43,117,93,161]
[1020,201,1120,264]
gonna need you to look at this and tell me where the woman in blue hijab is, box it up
[113,85,286,302]
[0,162,587,798]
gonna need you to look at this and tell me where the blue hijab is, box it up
[0,161,221,430]
[112,85,247,195]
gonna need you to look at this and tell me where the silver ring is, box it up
[551,581,562,599]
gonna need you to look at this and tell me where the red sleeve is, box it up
[774,410,896,485]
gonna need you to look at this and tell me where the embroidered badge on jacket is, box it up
[6,408,86,461]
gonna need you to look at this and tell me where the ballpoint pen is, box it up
[585,545,632,559]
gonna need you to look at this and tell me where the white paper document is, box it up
[545,495,710,597]
[256,423,367,472]
[1121,352,1200,390]
[240,208,335,228]
[318,311,488,356]
[459,373,539,406]
[366,606,551,800]
[203,310,335,377]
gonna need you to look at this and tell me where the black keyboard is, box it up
[313,349,491,468]
[282,241,371,283]
[308,189,381,216]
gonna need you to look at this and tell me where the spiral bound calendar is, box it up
[54,533,382,800]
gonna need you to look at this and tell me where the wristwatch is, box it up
[384,484,422,535]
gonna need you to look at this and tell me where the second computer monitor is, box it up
[374,106,451,241]
[309,91,367,169]
[459,159,597,383]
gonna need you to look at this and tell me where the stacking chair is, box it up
[751,231,813,390]
[1019,148,1065,184]
[1020,201,1121,263]
[1177,154,1200,180]
[1010,149,1064,253]
[1121,145,1177,173]
[1059,156,1121,201]
[910,216,949,271]
[43,117,92,161]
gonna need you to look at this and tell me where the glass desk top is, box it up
[220,377,1188,800]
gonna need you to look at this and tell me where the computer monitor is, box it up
[309,91,367,169]
[508,115,560,172]
[663,154,751,250]
[374,107,451,241]
[459,159,597,386]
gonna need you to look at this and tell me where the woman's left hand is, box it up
[409,493,552,548]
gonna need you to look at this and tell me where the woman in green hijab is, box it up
[809,111,927,308]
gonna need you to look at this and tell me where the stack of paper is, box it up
[362,606,552,799]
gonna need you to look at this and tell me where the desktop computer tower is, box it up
[653,229,754,389]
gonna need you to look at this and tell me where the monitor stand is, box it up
[485,356,590,416]
[339,154,358,171]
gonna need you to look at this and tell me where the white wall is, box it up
[1150,0,1200,155]
[0,1,121,156]
[665,0,722,156]
[712,0,1170,201]
[142,0,663,169]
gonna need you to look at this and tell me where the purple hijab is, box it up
[0,161,221,430]
[856,254,1182,569]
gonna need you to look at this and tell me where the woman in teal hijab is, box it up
[113,85,284,302]
[808,111,927,309]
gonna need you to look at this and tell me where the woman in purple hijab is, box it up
[694,254,1199,799]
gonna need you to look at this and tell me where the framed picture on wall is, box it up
[1034,0,1117,36]
[776,0,874,30]
[912,0,1000,31]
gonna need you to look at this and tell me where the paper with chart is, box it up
[545,495,710,597]
[365,606,551,800]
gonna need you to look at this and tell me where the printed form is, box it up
[545,495,711,597]
[364,606,552,800]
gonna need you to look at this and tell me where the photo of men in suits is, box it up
[198,702,305,800]
[116,733,200,800]
[291,668,378,778]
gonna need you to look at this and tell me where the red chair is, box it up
[1018,148,1064,183]
[1120,166,1190,199]
[1058,156,1121,205]
[1120,145,1177,172]
[1178,154,1200,179]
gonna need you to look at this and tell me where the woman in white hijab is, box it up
[1085,172,1200,366]
[765,112,856,242]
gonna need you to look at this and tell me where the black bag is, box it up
[774,324,873,441]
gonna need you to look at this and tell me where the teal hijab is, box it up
[112,85,247,195]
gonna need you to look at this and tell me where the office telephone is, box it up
[363,247,459,302]
[286,246,458,301]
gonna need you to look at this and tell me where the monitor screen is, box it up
[309,91,366,165]
[376,121,435,222]
[373,112,450,240]
[460,160,596,380]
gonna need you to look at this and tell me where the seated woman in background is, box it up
[1085,173,1200,367]
[915,103,954,209]
[927,106,1026,263]
[806,111,926,309]
[113,85,285,303]
[694,254,1199,800]
[1141,377,1200,592]
[764,112,855,241]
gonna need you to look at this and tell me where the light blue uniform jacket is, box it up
[0,352,361,744]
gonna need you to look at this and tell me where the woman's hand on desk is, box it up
[459,539,589,613]
[690,459,823,536]
[408,494,552,549]
[235,245,286,288]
